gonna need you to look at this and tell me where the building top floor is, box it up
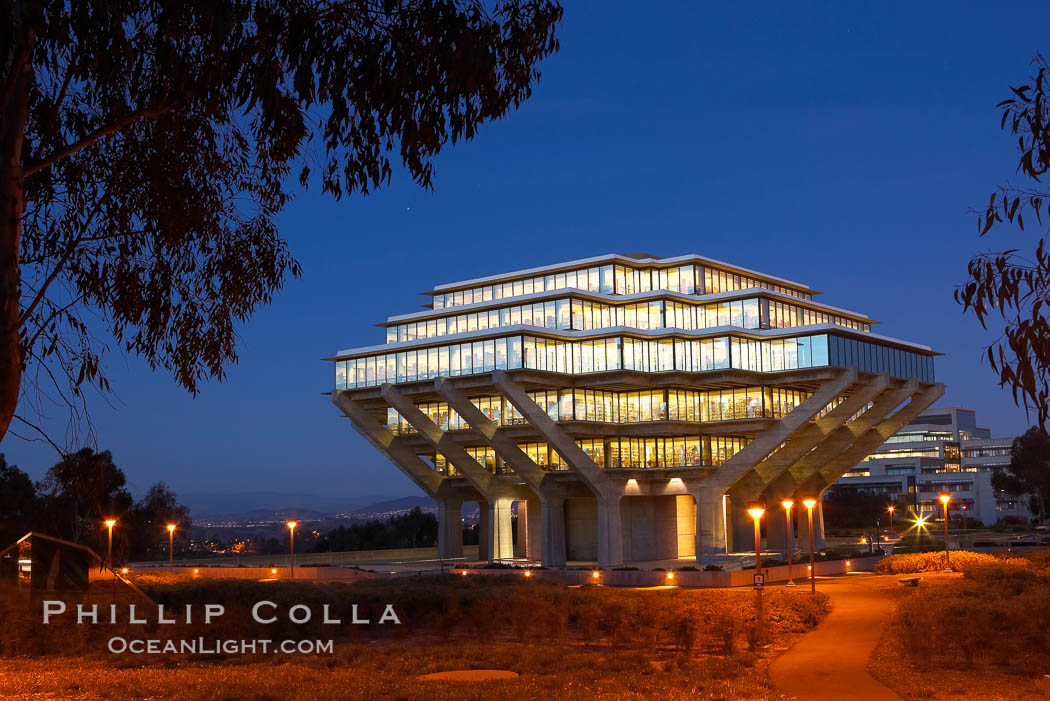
[423,253,818,311]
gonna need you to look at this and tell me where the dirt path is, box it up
[769,573,902,701]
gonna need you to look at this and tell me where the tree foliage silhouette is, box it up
[0,0,562,444]
[958,54,1050,432]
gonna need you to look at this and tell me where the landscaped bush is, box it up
[889,557,1050,673]
[874,550,1006,575]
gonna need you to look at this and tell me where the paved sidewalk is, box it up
[769,573,902,701]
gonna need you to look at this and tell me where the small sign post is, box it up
[753,572,765,590]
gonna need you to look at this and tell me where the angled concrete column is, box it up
[438,497,464,560]
[540,491,567,567]
[813,383,945,486]
[734,375,893,499]
[381,384,519,561]
[436,378,547,491]
[596,490,624,567]
[331,390,444,496]
[708,368,859,496]
[493,371,626,566]
[436,377,550,564]
[492,371,605,490]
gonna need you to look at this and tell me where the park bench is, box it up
[898,576,921,587]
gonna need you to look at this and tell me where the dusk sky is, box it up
[6,2,1049,505]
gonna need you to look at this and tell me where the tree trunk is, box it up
[0,32,33,443]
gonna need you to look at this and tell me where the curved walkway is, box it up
[770,573,902,701]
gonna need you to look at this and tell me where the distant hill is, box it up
[349,495,435,516]
[182,491,402,518]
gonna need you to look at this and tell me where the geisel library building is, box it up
[328,254,943,567]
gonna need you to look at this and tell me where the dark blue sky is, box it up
[7,2,1049,502]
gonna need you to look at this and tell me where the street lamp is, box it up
[746,502,766,644]
[166,524,176,570]
[781,499,796,586]
[938,494,951,570]
[286,521,297,580]
[887,505,896,537]
[802,498,817,593]
[104,519,117,570]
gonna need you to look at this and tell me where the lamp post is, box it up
[104,519,117,570]
[803,499,817,593]
[938,494,951,571]
[887,504,896,537]
[166,524,176,570]
[781,499,796,586]
[287,521,297,579]
[747,502,766,644]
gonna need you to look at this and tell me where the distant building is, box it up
[827,407,1030,526]
[329,253,942,566]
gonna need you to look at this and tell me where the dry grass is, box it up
[0,639,794,700]
[869,553,1050,700]
[0,577,830,700]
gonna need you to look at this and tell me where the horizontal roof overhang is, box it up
[424,253,818,297]
[328,324,938,361]
[379,286,872,327]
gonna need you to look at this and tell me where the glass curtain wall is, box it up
[338,333,933,389]
[432,263,811,310]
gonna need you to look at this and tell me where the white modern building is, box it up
[328,253,942,566]
[827,407,1030,526]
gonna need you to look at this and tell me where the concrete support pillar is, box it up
[694,488,728,564]
[525,498,543,562]
[475,498,515,562]
[514,500,527,559]
[541,492,567,567]
[765,502,791,563]
[437,497,464,560]
[596,491,624,568]
[728,495,755,555]
[800,501,826,554]
[815,500,827,549]
[478,501,490,561]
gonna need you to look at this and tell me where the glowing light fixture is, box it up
[286,521,297,580]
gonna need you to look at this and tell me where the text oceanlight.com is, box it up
[107,638,335,655]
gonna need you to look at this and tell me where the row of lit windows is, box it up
[422,435,750,473]
[385,386,815,434]
[431,263,811,311]
[767,300,868,332]
[963,446,1012,458]
[335,333,934,389]
[919,482,974,492]
[866,447,942,461]
[388,296,866,344]
[883,430,955,444]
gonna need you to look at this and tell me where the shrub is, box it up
[887,554,1050,674]
[875,550,1002,575]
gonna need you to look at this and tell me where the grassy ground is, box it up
[0,575,830,700]
[0,638,791,700]
[867,549,1050,701]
